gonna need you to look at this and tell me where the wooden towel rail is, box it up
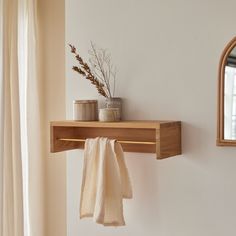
[58,138,156,145]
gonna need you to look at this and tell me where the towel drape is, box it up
[80,137,132,226]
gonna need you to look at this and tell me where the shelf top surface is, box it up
[51,120,181,129]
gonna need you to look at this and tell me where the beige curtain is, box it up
[0,0,4,232]
[26,1,45,235]
[0,0,44,236]
[2,0,24,235]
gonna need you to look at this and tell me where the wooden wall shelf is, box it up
[50,120,182,159]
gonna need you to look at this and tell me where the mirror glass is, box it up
[224,46,236,140]
[217,37,236,146]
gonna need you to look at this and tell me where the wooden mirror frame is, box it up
[217,36,236,146]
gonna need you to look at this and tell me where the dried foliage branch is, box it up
[89,42,116,98]
[69,42,117,98]
[69,44,108,98]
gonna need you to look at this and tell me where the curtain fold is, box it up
[0,0,44,235]
[0,0,4,233]
[2,0,24,235]
[26,1,45,235]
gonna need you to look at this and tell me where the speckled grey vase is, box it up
[105,97,122,120]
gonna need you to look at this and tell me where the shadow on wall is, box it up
[182,122,207,156]
[124,153,161,226]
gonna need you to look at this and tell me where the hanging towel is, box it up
[80,137,132,226]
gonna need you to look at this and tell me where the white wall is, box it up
[66,0,236,235]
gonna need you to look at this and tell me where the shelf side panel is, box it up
[157,122,182,159]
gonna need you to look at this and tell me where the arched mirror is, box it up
[217,37,236,146]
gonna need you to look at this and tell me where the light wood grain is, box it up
[217,36,236,146]
[50,120,182,159]
[157,122,182,159]
[51,120,177,129]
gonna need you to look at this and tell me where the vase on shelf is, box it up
[105,97,122,120]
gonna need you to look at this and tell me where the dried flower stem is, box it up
[88,42,116,98]
[90,42,112,98]
[69,44,108,98]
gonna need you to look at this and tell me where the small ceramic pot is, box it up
[73,100,98,121]
[99,108,120,122]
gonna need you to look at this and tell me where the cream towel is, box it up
[80,137,132,226]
